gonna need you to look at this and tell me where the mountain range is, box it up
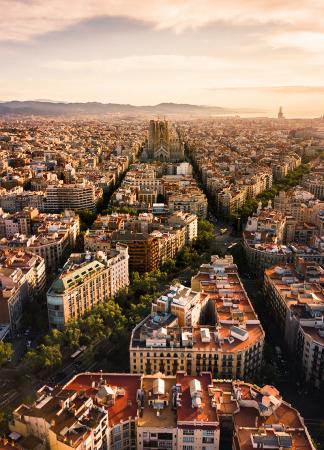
[0,101,258,117]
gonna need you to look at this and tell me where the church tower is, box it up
[141,119,184,162]
[278,106,284,119]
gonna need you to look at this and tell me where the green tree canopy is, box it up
[0,342,13,365]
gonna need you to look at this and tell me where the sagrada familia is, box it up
[141,119,184,162]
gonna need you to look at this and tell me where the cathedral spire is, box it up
[278,106,284,119]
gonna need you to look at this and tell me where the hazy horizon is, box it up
[1,1,324,117]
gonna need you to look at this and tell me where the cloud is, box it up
[0,0,323,42]
[268,31,324,52]
[44,54,233,74]
[208,86,324,94]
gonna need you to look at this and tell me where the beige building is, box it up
[45,181,98,212]
[243,207,291,270]
[0,211,79,272]
[274,187,324,223]
[47,244,129,329]
[0,248,46,298]
[168,190,208,218]
[0,249,46,335]
[85,212,197,273]
[217,187,247,217]
[167,211,198,244]
[9,372,315,450]
[0,190,46,213]
[0,267,27,335]
[243,203,324,270]
[264,261,324,388]
[303,173,324,200]
[152,283,209,327]
[130,256,264,380]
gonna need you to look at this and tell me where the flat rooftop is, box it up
[138,375,177,428]
[176,372,218,425]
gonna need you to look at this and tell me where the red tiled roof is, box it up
[65,373,142,426]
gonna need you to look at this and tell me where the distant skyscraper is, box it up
[141,119,184,162]
[278,106,284,119]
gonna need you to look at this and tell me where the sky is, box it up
[0,0,324,117]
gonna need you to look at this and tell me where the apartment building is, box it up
[243,203,324,270]
[303,172,324,200]
[130,256,264,380]
[272,153,301,180]
[274,187,324,222]
[111,162,207,216]
[0,248,46,298]
[47,244,129,329]
[45,181,97,212]
[243,207,289,269]
[9,371,314,450]
[0,267,27,335]
[245,171,273,199]
[168,190,208,218]
[217,187,247,218]
[0,248,46,334]
[0,190,46,212]
[167,211,197,244]
[151,228,185,266]
[152,283,209,327]
[85,212,197,273]
[264,260,324,387]
[0,208,79,243]
[85,229,160,273]
[0,207,39,237]
[0,211,79,271]
[110,187,138,207]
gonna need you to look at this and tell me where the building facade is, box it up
[47,244,129,329]
[264,260,324,388]
[141,120,184,162]
[9,372,315,450]
[45,181,97,212]
[130,256,264,380]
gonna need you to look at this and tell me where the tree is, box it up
[96,300,126,336]
[79,314,106,344]
[24,349,43,372]
[78,209,97,231]
[197,218,214,234]
[194,230,214,253]
[43,329,63,347]
[127,298,152,327]
[0,409,10,434]
[62,323,81,350]
[0,342,13,365]
[39,344,62,369]
[176,246,200,269]
[24,344,62,372]
[161,258,176,274]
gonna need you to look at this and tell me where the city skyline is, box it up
[0,0,324,117]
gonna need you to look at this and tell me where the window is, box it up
[113,425,121,435]
[183,430,194,436]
